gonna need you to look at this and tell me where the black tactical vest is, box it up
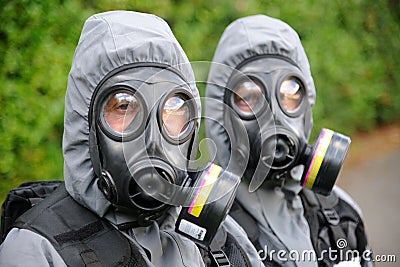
[3,181,251,267]
[14,183,148,267]
[230,188,373,266]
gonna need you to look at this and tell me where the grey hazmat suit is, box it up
[205,14,372,267]
[0,11,262,267]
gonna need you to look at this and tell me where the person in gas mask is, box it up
[205,15,373,266]
[0,11,263,266]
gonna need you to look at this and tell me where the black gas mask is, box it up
[89,65,239,246]
[225,56,351,195]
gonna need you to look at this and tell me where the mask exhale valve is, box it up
[300,128,351,195]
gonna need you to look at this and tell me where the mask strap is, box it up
[186,120,199,170]
[89,126,103,178]
[303,97,313,140]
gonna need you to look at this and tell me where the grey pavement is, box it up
[338,150,400,267]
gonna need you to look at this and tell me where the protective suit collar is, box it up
[236,180,316,267]
[63,11,199,219]
[117,207,206,267]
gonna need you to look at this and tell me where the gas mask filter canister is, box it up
[300,128,351,195]
[175,163,240,248]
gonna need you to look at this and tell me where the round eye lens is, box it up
[162,96,190,137]
[103,91,142,133]
[279,78,304,113]
[233,80,263,116]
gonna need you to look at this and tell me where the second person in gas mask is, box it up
[205,14,373,266]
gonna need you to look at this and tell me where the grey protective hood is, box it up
[63,11,200,217]
[205,14,316,169]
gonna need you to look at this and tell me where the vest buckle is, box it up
[323,209,340,225]
[210,250,230,266]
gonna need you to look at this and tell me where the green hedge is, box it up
[1,0,399,202]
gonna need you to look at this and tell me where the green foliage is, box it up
[0,0,399,202]
[0,0,93,199]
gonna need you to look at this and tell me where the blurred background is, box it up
[0,0,399,265]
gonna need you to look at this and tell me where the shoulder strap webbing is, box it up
[206,229,253,267]
[209,250,230,266]
[229,201,260,246]
[300,188,371,266]
[229,201,292,266]
[14,183,148,267]
[221,231,252,267]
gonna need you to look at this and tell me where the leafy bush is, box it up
[0,0,399,202]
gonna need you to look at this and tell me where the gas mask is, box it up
[225,56,351,195]
[89,65,239,246]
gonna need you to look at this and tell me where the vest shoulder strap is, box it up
[14,183,148,267]
[229,201,260,245]
[206,228,252,267]
[300,188,371,266]
[229,201,292,266]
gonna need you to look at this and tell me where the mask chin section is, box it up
[300,128,351,195]
[127,160,178,225]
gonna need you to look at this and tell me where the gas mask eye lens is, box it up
[233,80,263,116]
[162,96,190,137]
[279,78,304,113]
[103,91,142,133]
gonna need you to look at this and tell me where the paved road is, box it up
[338,150,400,266]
